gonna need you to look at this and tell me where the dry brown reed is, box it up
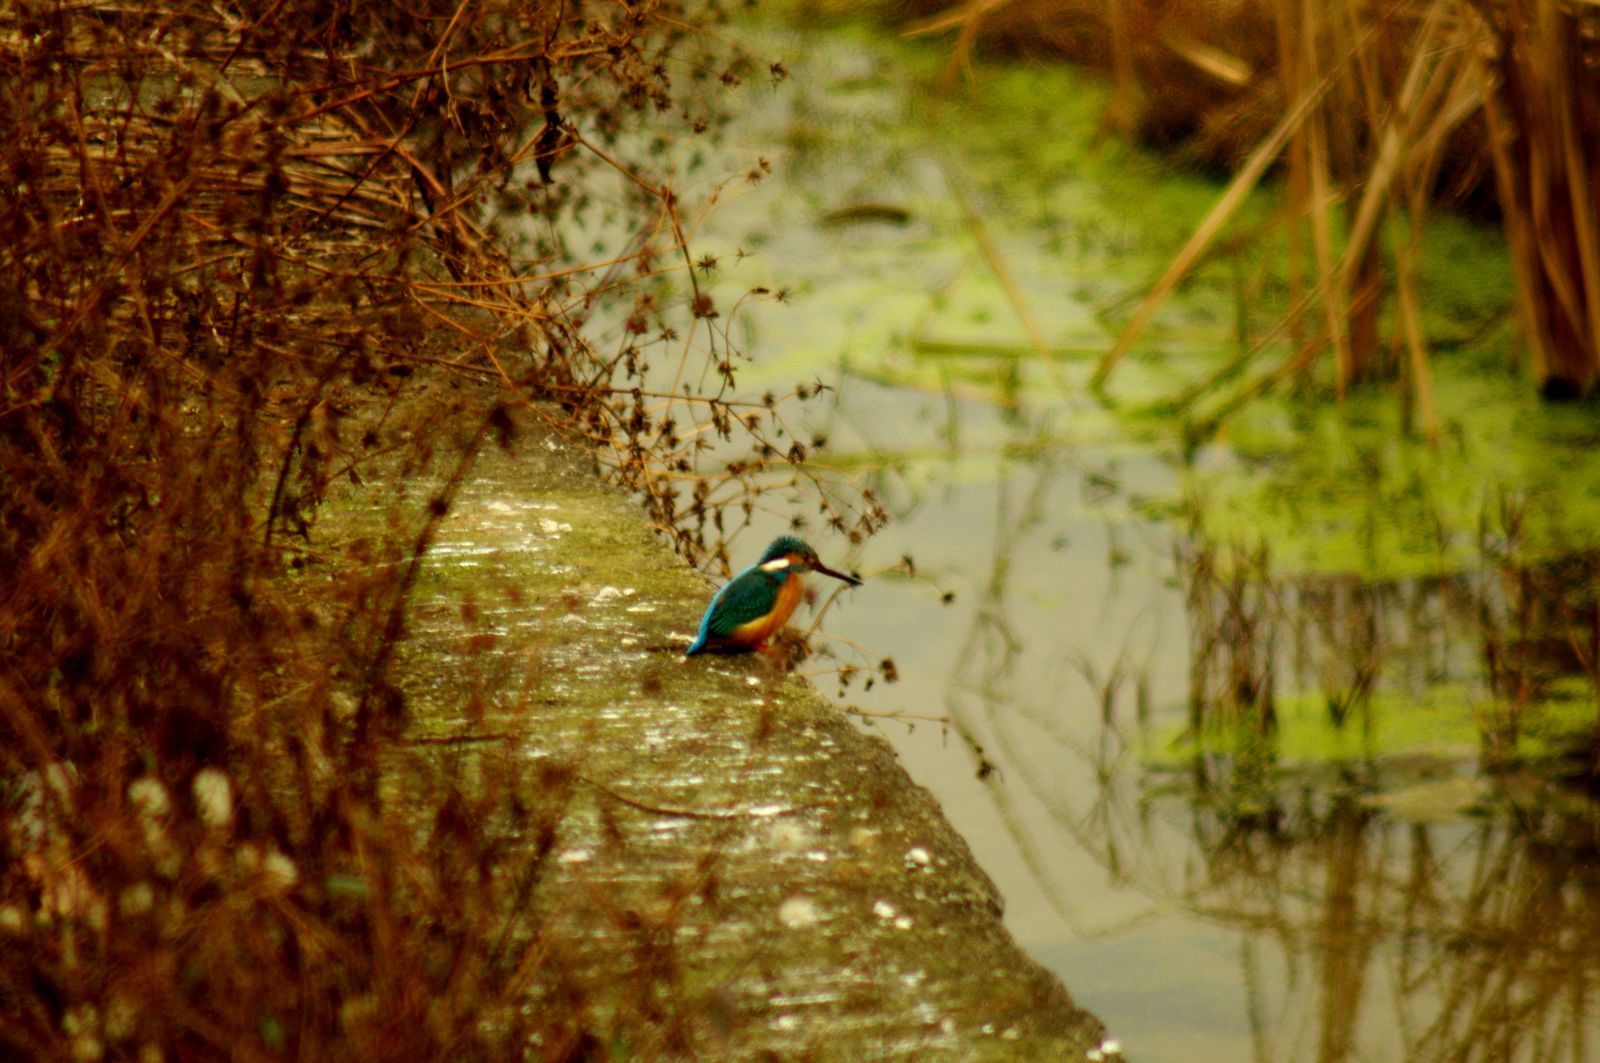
[0,0,866,1056]
[901,0,1600,413]
[1178,529,1280,736]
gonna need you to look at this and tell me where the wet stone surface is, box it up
[380,409,1109,1059]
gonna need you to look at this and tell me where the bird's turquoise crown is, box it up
[760,535,818,564]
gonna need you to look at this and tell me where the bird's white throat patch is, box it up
[759,558,792,572]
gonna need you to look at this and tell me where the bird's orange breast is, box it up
[729,572,804,646]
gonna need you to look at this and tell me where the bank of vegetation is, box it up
[0,1,888,1055]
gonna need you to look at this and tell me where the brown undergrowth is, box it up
[0,1,879,1057]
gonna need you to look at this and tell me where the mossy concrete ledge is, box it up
[387,407,1110,1059]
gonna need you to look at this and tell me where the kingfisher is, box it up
[685,535,862,656]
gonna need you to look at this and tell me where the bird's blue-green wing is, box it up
[701,566,784,635]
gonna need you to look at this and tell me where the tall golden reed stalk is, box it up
[1471,0,1600,399]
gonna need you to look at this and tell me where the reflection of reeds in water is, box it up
[1186,788,1600,1062]
[1178,506,1600,774]
[934,464,1600,1059]
[1477,509,1600,772]
[1162,530,1600,1050]
[1179,531,1279,735]
[904,0,1600,408]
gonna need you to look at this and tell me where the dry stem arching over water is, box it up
[0,0,886,1056]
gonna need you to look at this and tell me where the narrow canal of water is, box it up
[604,12,1600,1061]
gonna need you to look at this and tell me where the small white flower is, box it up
[191,769,232,829]
[70,1033,104,1063]
[126,779,170,819]
[62,1004,97,1036]
[118,883,155,917]
[41,763,75,800]
[14,764,76,846]
[261,850,298,892]
[104,996,137,1040]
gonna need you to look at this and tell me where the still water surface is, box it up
[623,15,1600,1062]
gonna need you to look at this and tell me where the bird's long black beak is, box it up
[813,562,862,586]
